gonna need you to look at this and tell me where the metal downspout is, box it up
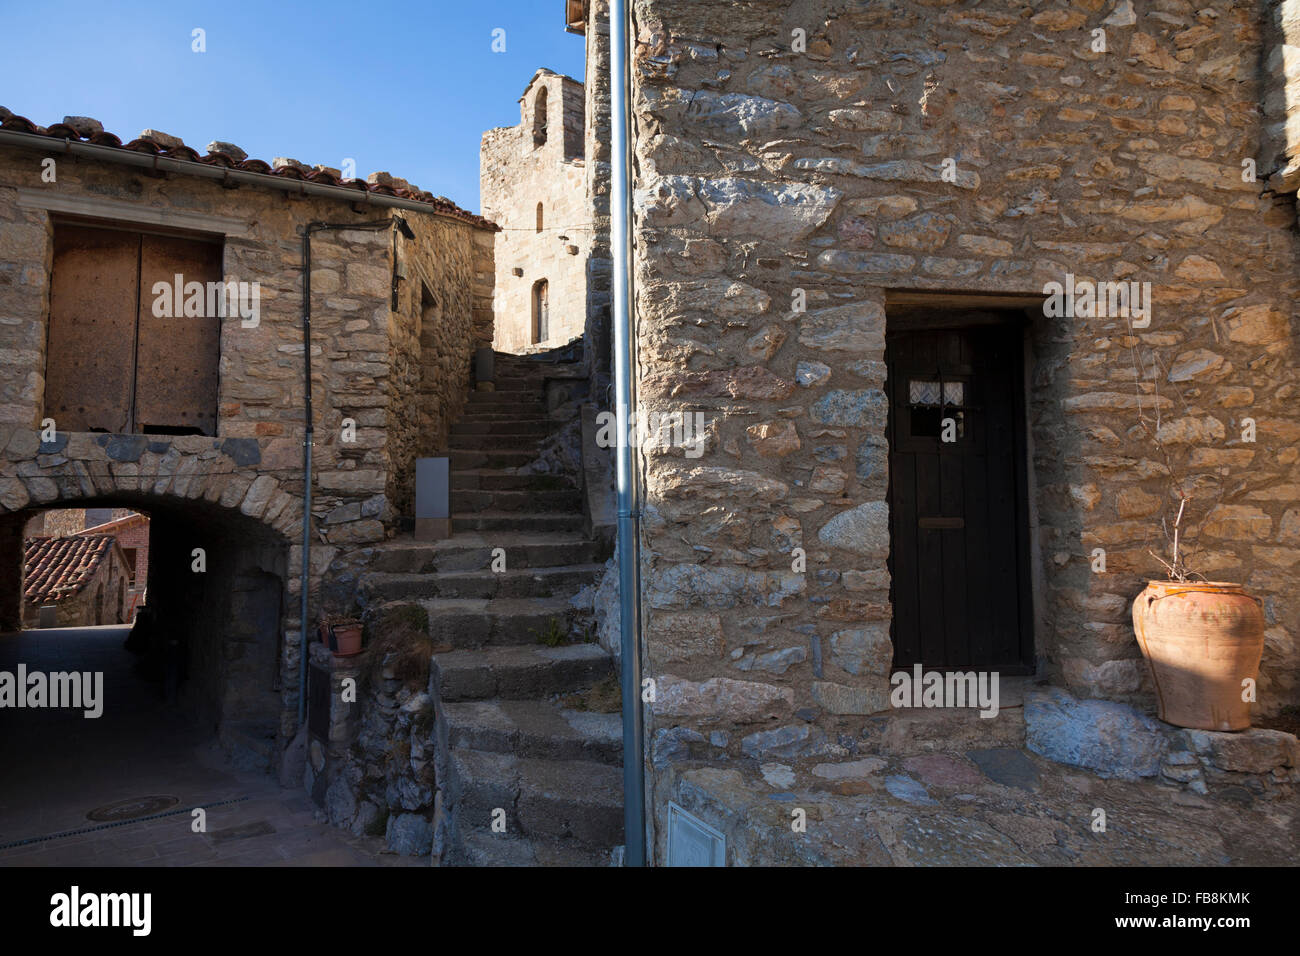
[610,0,647,867]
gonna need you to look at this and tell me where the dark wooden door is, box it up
[886,322,1032,672]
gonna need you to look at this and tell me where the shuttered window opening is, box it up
[46,223,223,436]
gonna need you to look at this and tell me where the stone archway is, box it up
[0,439,311,770]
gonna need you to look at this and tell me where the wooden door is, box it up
[135,234,222,435]
[46,226,139,432]
[46,222,222,435]
[886,321,1033,672]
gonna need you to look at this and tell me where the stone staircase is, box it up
[359,352,622,866]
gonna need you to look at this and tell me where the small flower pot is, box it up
[319,618,364,658]
[1131,581,1265,731]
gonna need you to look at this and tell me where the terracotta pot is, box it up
[1131,581,1265,731]
[319,620,363,658]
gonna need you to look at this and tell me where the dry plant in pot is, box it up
[318,613,364,658]
[1125,327,1264,731]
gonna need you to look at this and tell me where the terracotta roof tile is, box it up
[0,111,497,229]
[23,535,116,606]
[80,512,149,536]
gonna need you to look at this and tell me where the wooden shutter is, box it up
[46,226,139,432]
[134,234,223,435]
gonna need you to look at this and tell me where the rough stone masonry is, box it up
[0,117,497,758]
[602,0,1300,846]
[482,70,593,352]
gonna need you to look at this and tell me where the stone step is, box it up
[453,827,612,867]
[456,412,551,424]
[450,420,553,437]
[449,449,537,470]
[451,470,576,492]
[452,511,584,533]
[492,373,548,385]
[433,643,612,701]
[488,376,548,388]
[469,390,546,405]
[450,749,623,847]
[454,487,582,513]
[362,563,602,602]
[449,433,560,451]
[873,680,1031,755]
[367,532,598,574]
[416,595,590,648]
[441,699,623,766]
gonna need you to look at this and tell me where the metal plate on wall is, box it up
[416,457,450,520]
[666,802,725,866]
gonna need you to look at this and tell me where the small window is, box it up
[536,202,544,233]
[532,279,549,344]
[908,380,964,407]
[909,378,965,439]
[122,547,138,586]
[533,87,549,148]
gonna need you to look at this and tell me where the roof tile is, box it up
[0,112,496,229]
[23,535,117,606]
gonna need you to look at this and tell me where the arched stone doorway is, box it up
[0,454,304,771]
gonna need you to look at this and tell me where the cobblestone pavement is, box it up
[662,705,1299,866]
[667,756,1296,866]
[0,626,418,867]
[5,628,1293,867]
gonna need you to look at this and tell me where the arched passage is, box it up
[0,484,295,768]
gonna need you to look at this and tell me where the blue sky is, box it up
[0,1,585,213]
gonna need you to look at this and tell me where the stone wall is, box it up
[583,0,615,395]
[482,71,592,352]
[385,212,484,517]
[308,639,438,856]
[624,0,1300,835]
[0,142,490,758]
[472,228,497,349]
[31,508,84,537]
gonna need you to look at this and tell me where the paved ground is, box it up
[0,626,417,867]
[663,694,1299,866]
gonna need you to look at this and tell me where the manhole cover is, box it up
[86,795,180,822]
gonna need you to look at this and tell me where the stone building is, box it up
[1,0,1297,868]
[24,508,150,619]
[481,70,592,352]
[0,109,496,766]
[81,511,150,621]
[561,0,1300,863]
[22,532,132,627]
